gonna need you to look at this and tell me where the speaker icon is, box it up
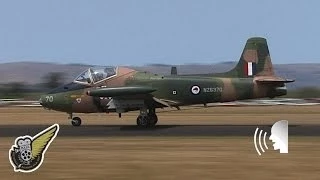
[253,120,289,156]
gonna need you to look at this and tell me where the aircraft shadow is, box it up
[0,124,310,137]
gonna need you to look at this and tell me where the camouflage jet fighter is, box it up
[40,37,294,127]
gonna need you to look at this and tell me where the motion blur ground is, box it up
[0,106,319,179]
[1,137,319,180]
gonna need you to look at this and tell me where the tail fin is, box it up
[226,37,275,78]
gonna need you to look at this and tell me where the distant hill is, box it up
[0,61,319,89]
[0,62,91,85]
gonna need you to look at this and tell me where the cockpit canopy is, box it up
[74,66,117,84]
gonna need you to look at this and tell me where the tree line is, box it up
[0,72,65,99]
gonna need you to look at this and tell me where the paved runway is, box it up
[0,124,319,137]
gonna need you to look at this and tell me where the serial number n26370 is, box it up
[203,87,223,93]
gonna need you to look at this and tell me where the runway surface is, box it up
[0,124,319,137]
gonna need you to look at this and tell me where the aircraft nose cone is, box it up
[39,95,49,108]
[39,97,43,106]
[39,95,45,107]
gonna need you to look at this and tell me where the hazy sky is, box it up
[0,0,319,66]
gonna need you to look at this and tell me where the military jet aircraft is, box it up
[39,37,294,127]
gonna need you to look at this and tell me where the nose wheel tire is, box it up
[71,117,82,126]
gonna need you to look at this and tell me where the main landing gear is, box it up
[136,108,158,128]
[68,113,82,127]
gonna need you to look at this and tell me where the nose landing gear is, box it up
[68,113,82,127]
[71,117,82,126]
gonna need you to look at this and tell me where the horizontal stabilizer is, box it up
[255,77,295,84]
[87,86,156,97]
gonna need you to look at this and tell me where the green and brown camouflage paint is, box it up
[40,37,292,114]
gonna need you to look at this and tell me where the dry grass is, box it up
[0,137,319,180]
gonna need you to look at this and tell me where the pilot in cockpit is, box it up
[104,68,114,75]
[92,71,104,82]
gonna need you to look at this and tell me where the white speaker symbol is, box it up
[253,127,269,155]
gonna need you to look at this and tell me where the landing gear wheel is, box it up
[71,117,82,127]
[148,115,158,127]
[136,115,149,128]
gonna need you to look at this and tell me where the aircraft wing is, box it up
[87,86,156,97]
[86,86,178,111]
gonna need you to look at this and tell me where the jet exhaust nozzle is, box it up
[268,86,287,98]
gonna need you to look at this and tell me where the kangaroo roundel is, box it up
[191,85,200,95]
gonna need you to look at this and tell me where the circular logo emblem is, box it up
[191,85,200,95]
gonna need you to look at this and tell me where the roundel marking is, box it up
[191,85,200,95]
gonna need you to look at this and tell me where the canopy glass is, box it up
[74,66,117,84]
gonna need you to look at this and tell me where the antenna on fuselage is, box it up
[171,66,177,75]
